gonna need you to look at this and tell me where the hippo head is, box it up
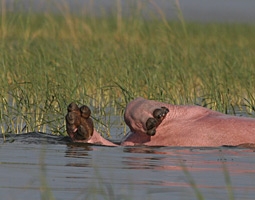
[124,97,169,136]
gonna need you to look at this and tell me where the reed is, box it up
[181,162,205,200]
[1,1,255,136]
[39,146,56,200]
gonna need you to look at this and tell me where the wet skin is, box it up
[66,98,255,147]
[123,98,255,146]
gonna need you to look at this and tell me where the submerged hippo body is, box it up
[65,97,255,147]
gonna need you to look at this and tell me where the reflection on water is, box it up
[1,137,255,200]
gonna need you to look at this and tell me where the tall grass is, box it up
[1,1,255,136]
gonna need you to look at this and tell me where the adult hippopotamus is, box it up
[65,97,255,147]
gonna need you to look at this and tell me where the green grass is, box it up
[1,2,255,136]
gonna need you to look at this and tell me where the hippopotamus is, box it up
[65,97,255,147]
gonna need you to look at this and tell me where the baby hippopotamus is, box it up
[65,97,255,147]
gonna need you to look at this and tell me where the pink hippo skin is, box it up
[65,97,255,147]
[122,97,255,146]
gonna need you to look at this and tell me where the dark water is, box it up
[1,133,255,200]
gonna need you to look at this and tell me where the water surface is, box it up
[1,134,255,200]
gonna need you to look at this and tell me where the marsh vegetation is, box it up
[1,1,255,137]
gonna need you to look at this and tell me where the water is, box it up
[1,133,255,200]
[4,0,255,23]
